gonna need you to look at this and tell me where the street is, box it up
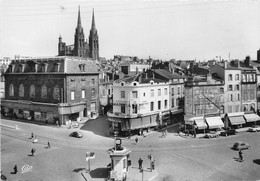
[1,116,260,181]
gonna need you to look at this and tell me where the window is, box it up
[230,94,233,101]
[164,88,167,95]
[91,88,95,98]
[228,74,232,81]
[228,105,232,113]
[91,102,96,112]
[143,93,145,97]
[123,159,126,169]
[178,87,180,94]
[220,88,224,93]
[19,84,24,97]
[243,105,248,112]
[108,89,111,95]
[158,89,161,96]
[237,94,240,101]
[71,91,75,100]
[235,74,239,81]
[244,93,248,101]
[158,101,161,110]
[171,98,174,108]
[121,104,125,113]
[132,91,138,98]
[235,105,240,112]
[82,90,85,99]
[250,103,255,111]
[171,88,174,95]
[236,85,239,91]
[164,100,167,108]
[176,98,180,106]
[150,89,154,97]
[150,102,154,111]
[228,85,233,91]
[91,78,95,85]
[121,91,125,98]
[29,85,35,98]
[9,83,14,96]
[53,85,60,100]
[132,104,137,114]
[250,92,255,100]
[41,84,47,99]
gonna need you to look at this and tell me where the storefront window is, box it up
[53,85,60,100]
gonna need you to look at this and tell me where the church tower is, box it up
[74,6,88,57]
[89,9,99,60]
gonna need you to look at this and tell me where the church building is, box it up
[58,7,99,60]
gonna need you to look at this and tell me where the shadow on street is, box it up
[89,168,108,178]
[80,116,110,137]
[253,159,260,165]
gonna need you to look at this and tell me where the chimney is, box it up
[245,56,250,67]
[35,63,39,72]
[257,49,260,63]
[138,74,142,83]
[224,61,227,69]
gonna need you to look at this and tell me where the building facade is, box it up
[107,72,169,134]
[1,57,99,125]
[58,7,99,60]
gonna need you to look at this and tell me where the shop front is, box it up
[244,113,260,125]
[205,116,224,130]
[227,112,246,128]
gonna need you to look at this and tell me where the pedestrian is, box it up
[138,158,143,170]
[239,150,243,162]
[135,137,138,144]
[47,141,51,148]
[13,165,17,174]
[31,132,34,139]
[31,148,35,157]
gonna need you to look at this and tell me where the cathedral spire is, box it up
[77,5,82,28]
[91,8,96,30]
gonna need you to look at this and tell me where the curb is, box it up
[0,124,18,129]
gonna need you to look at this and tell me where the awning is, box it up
[194,119,207,130]
[130,117,142,129]
[228,116,246,125]
[185,116,203,125]
[141,116,151,128]
[108,117,122,122]
[205,116,224,129]
[244,114,260,123]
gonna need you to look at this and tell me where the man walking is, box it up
[31,148,35,157]
[13,165,18,174]
[31,132,34,139]
[47,141,51,149]
[138,158,143,170]
[135,137,138,144]
[239,150,243,162]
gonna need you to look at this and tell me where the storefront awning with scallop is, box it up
[228,116,246,125]
[244,114,260,123]
[205,116,224,129]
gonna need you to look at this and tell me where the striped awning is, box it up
[244,114,260,123]
[228,116,246,125]
[194,119,207,130]
[205,116,224,129]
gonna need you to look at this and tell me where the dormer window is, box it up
[55,63,61,72]
[41,63,48,72]
[35,63,39,72]
[19,64,25,72]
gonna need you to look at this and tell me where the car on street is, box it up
[204,131,220,138]
[232,141,250,150]
[248,125,260,132]
[220,128,237,136]
[70,131,83,138]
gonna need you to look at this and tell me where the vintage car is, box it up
[70,131,83,138]
[248,125,260,132]
[232,141,250,150]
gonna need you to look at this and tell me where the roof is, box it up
[154,69,185,79]
[5,56,98,74]
[114,73,166,84]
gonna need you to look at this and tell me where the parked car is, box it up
[204,131,220,138]
[232,141,250,150]
[220,128,237,136]
[248,125,260,132]
[70,131,83,138]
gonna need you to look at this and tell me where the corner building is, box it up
[1,57,99,125]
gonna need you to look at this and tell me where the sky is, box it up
[0,0,260,61]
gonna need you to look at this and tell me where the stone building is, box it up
[1,56,99,125]
[58,7,99,60]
